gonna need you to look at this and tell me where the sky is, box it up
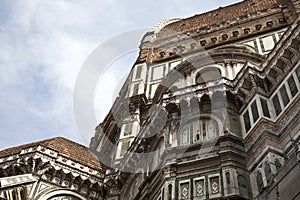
[0,0,241,150]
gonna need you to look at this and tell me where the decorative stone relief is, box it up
[181,183,189,199]
[210,177,219,194]
[195,180,204,196]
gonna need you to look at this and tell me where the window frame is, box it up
[251,100,259,123]
[243,111,251,133]
[122,122,133,137]
[208,174,221,198]
[132,83,140,96]
[193,177,206,198]
[279,84,290,107]
[287,74,298,97]
[272,94,282,117]
[135,65,143,80]
[179,180,191,200]
[119,140,131,157]
[150,64,165,81]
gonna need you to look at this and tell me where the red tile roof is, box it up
[157,0,288,38]
[0,137,102,171]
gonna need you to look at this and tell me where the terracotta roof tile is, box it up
[157,0,288,38]
[0,137,102,171]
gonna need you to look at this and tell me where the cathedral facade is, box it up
[90,0,300,199]
[1,0,300,199]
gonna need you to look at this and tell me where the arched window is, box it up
[180,118,219,144]
[238,175,248,197]
[256,171,264,192]
[264,163,273,184]
[226,172,231,194]
[196,67,222,84]
[168,184,172,200]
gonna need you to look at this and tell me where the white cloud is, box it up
[0,0,241,149]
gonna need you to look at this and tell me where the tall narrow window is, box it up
[296,66,300,82]
[280,85,290,106]
[193,121,201,142]
[238,175,248,197]
[135,66,142,79]
[12,189,18,200]
[20,187,26,200]
[168,184,172,200]
[226,172,231,194]
[162,188,164,200]
[243,111,251,132]
[251,101,259,123]
[120,141,130,157]
[202,120,207,139]
[272,94,282,116]
[4,191,8,200]
[288,75,298,97]
[260,98,271,118]
[123,123,133,136]
[132,83,139,96]
[264,163,273,184]
[256,171,264,192]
